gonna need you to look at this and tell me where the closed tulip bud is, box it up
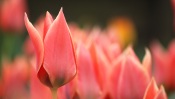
[24,8,77,89]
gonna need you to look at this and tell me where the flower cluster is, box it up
[0,0,174,99]
[3,8,166,99]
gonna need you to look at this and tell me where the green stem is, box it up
[51,88,58,99]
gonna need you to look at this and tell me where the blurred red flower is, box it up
[151,40,175,90]
[143,78,167,99]
[0,0,27,32]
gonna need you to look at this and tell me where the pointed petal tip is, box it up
[145,47,149,52]
[24,12,27,17]
[53,7,65,23]
[58,7,64,16]
[45,11,53,22]
[124,45,134,53]
[60,7,63,12]
[145,48,151,56]
[142,48,151,70]
[24,12,28,21]
[24,12,31,25]
[46,11,50,15]
[159,85,165,91]
[155,85,167,99]
[46,11,52,17]
[150,77,156,84]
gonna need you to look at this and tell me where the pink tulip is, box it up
[0,0,27,32]
[88,42,111,98]
[24,8,77,89]
[143,78,167,99]
[109,47,151,99]
[151,40,175,90]
[1,56,30,99]
[71,44,101,99]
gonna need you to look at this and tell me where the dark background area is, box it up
[27,0,174,47]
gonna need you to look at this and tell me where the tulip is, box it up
[143,78,167,99]
[0,0,27,32]
[24,8,77,89]
[151,40,175,90]
[71,44,101,99]
[109,47,151,99]
[88,42,111,98]
[1,56,30,99]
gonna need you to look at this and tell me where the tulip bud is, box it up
[24,8,77,89]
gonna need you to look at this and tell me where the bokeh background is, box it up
[28,0,174,46]
[26,0,174,58]
[0,0,174,64]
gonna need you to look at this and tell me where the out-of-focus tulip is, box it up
[109,47,151,99]
[71,44,101,99]
[24,8,77,89]
[1,56,30,99]
[88,42,112,98]
[23,37,35,57]
[151,40,175,90]
[0,0,27,32]
[143,78,167,99]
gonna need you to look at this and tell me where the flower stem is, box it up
[51,88,57,99]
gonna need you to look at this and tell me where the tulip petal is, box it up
[37,65,53,88]
[88,42,111,97]
[123,46,139,61]
[142,48,152,76]
[24,13,44,71]
[76,44,101,99]
[111,53,150,99]
[120,56,149,99]
[110,56,124,99]
[150,41,168,85]
[143,78,159,99]
[31,67,52,99]
[43,8,76,88]
[43,11,53,40]
[154,86,167,99]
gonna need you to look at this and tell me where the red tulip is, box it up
[151,40,175,90]
[24,8,77,89]
[143,78,167,99]
[109,47,151,99]
[0,0,27,32]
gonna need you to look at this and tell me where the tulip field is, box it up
[0,0,175,99]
